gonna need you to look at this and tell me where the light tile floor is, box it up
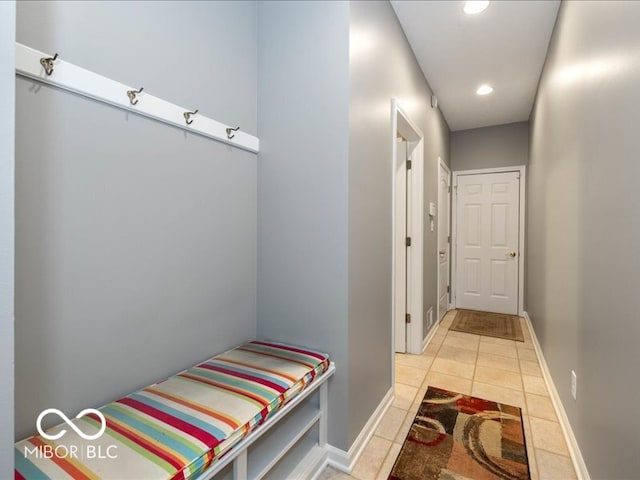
[318,310,578,480]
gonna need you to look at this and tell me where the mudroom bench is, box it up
[15,341,335,480]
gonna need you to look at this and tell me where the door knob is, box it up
[508,251,517,258]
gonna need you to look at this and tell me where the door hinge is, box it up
[447,285,450,293]
[405,313,412,324]
[448,186,451,193]
[407,160,412,170]
[447,235,450,243]
[406,237,412,247]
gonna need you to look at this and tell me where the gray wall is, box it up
[451,121,528,171]
[257,1,350,449]
[257,0,450,451]
[348,0,450,444]
[528,1,640,478]
[15,1,258,439]
[0,1,16,474]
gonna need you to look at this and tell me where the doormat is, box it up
[390,386,530,480]
[450,309,525,342]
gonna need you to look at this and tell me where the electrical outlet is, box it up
[571,370,577,400]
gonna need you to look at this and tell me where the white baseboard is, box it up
[422,320,439,353]
[321,387,394,475]
[522,312,591,480]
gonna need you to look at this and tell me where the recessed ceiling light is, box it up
[476,84,494,95]
[464,1,490,15]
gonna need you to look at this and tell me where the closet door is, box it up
[455,171,520,314]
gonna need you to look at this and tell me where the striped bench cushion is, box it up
[15,341,331,480]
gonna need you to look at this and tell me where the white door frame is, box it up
[391,99,425,358]
[437,157,451,323]
[451,166,526,316]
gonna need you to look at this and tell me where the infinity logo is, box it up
[36,408,107,441]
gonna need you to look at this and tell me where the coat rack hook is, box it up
[184,109,199,125]
[226,126,240,140]
[126,87,144,106]
[40,53,59,76]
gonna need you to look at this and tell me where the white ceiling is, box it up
[391,0,560,131]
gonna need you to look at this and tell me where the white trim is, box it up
[451,181,457,309]
[323,387,394,474]
[407,139,425,354]
[233,450,247,480]
[518,169,526,316]
[15,43,259,153]
[422,315,439,353]
[436,157,451,324]
[391,99,425,357]
[522,313,591,480]
[391,102,399,365]
[451,166,524,176]
[319,381,328,447]
[451,165,526,315]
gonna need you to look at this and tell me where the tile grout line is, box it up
[382,319,445,480]
[442,314,539,476]
[345,311,571,480]
[382,313,455,479]
[519,321,575,470]
[376,311,567,480]
[469,329,480,394]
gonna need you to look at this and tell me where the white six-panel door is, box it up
[455,171,520,314]
[394,138,408,352]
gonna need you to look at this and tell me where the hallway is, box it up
[3,2,640,478]
[320,310,577,480]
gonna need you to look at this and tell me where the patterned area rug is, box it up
[390,387,530,480]
[450,309,525,342]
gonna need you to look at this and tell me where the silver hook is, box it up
[226,126,240,139]
[184,109,199,125]
[127,87,144,106]
[40,53,59,76]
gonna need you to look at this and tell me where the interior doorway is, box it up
[391,100,424,355]
[452,167,526,315]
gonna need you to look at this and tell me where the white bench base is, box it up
[196,362,335,480]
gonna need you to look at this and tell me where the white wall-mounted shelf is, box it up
[15,43,259,154]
